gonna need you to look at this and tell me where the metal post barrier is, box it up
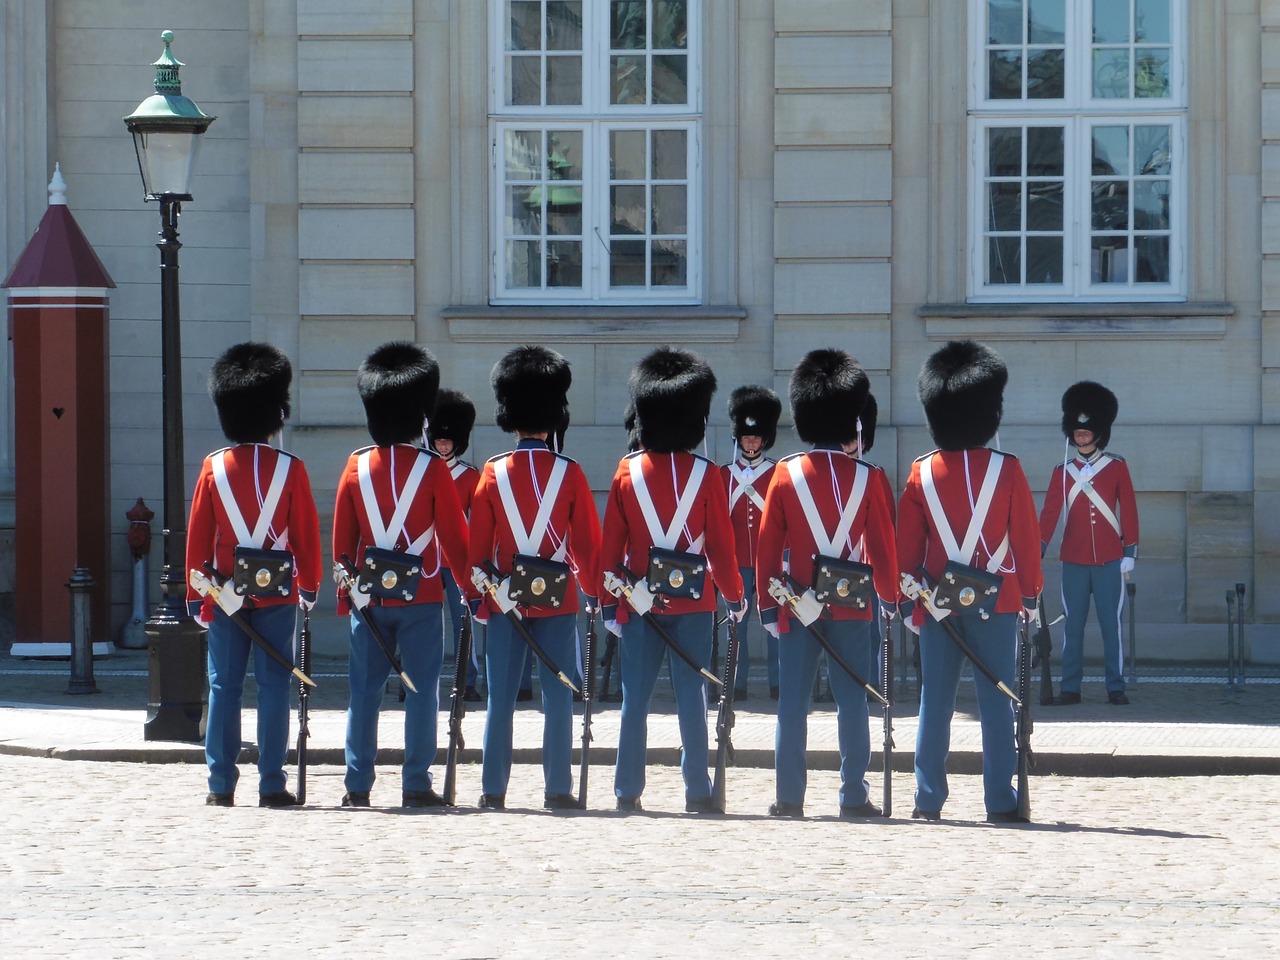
[66,567,100,695]
[1236,583,1247,687]
[1125,580,1137,685]
[1225,589,1239,693]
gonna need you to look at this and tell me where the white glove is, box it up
[605,619,622,638]
[763,621,780,640]
[881,604,897,622]
[471,567,519,615]
[298,595,315,613]
[792,588,824,627]
[1120,557,1135,574]
[729,597,749,623]
[604,571,656,617]
[904,616,920,637]
[1023,606,1039,627]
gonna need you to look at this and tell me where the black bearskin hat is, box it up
[209,342,292,444]
[860,393,879,454]
[918,340,1007,451]
[623,402,641,453]
[728,385,782,451]
[492,345,571,435]
[428,388,476,458]
[1061,380,1118,449]
[357,341,440,447]
[630,346,717,454]
[789,348,869,446]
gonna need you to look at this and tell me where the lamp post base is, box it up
[144,611,208,742]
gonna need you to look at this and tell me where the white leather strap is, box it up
[212,448,289,549]
[630,455,708,552]
[1066,460,1121,536]
[787,454,867,560]
[920,452,1008,573]
[495,454,568,561]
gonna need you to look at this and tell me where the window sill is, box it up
[441,305,747,343]
[917,302,1234,341]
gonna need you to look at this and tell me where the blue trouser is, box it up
[775,618,874,809]
[914,612,1018,816]
[205,603,296,797]
[731,567,778,694]
[1060,559,1126,694]
[440,568,478,688]
[614,610,713,802]
[482,612,576,797]
[345,602,444,794]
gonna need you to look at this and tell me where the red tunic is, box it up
[601,450,744,619]
[185,444,322,620]
[332,444,470,614]
[445,457,480,519]
[1039,452,1138,565]
[897,448,1042,614]
[720,456,776,569]
[756,448,898,631]
[466,441,601,617]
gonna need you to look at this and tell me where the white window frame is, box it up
[489,0,703,305]
[967,0,1187,303]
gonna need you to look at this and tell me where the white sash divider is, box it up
[629,455,707,553]
[495,454,569,561]
[728,462,767,512]
[358,449,432,551]
[787,455,867,560]
[212,448,290,549]
[1065,460,1121,536]
[920,452,1009,573]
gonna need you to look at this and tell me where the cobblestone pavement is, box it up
[1,754,1277,959]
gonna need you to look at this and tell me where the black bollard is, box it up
[66,566,100,695]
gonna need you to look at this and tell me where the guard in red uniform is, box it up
[757,349,898,818]
[898,340,1042,823]
[187,342,321,808]
[466,346,601,811]
[428,388,483,701]
[721,386,782,699]
[1039,381,1138,705]
[333,342,469,808]
[603,347,746,814]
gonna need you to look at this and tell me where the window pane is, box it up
[547,130,583,178]
[652,54,688,105]
[1135,125,1171,174]
[1026,236,1063,284]
[1026,48,1064,98]
[654,2,688,49]
[546,2,583,51]
[506,186,541,234]
[547,241,583,286]
[1093,0,1130,43]
[611,130,646,179]
[1092,181,1129,231]
[611,55,648,104]
[505,130,542,179]
[1091,237,1130,283]
[1133,181,1170,230]
[1092,126,1129,175]
[1093,48,1130,98]
[1027,127,1064,175]
[1135,0,1170,44]
[988,0,1022,45]
[988,236,1022,284]
[612,1,647,50]
[652,130,687,179]
[988,51,1023,99]
[509,1,542,51]
[652,184,686,234]
[1134,48,1170,98]
[1027,0,1065,44]
[508,55,542,105]
[652,239,687,286]
[547,55,582,105]
[1026,181,1063,231]
[611,185,647,235]
[1135,235,1169,282]
[987,182,1022,232]
[988,127,1023,177]
[611,239,647,285]
[506,239,541,287]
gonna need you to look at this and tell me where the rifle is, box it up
[471,563,579,693]
[294,609,312,805]
[603,568,722,688]
[577,607,597,808]
[899,573,1021,707]
[764,577,887,706]
[1016,612,1034,822]
[880,607,894,818]
[597,633,620,701]
[442,606,472,806]
[334,555,419,694]
[1126,579,1138,685]
[1033,596,1057,706]
[189,566,316,688]
[711,614,739,814]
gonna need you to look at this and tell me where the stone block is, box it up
[298,39,413,92]
[775,0,891,32]
[774,148,892,203]
[775,261,891,316]
[1202,425,1254,491]
[774,205,890,260]
[298,96,413,148]
[772,317,891,371]
[1186,492,1253,559]
[299,318,415,371]
[299,152,414,204]
[297,0,413,36]
[775,92,891,147]
[297,207,414,261]
[299,262,414,315]
[775,36,891,89]
[1254,425,1280,489]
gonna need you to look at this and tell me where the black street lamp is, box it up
[124,30,216,742]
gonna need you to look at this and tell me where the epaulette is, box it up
[206,446,232,460]
[777,451,805,463]
[457,459,478,472]
[1103,451,1126,463]
[859,457,883,472]
[912,449,940,464]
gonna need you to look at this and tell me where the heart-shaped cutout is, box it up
[52,407,65,419]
